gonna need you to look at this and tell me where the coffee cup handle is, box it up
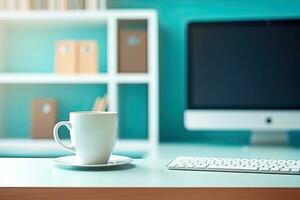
[53,121,75,153]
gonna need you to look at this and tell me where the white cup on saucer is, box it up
[53,111,118,165]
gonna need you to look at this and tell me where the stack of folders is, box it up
[0,0,106,11]
[55,40,99,74]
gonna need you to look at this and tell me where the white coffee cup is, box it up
[53,111,118,165]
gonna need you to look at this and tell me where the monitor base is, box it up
[250,131,288,146]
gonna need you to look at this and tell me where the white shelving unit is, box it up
[0,73,150,84]
[0,10,159,155]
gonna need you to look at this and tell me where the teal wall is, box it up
[109,0,300,145]
[4,84,107,138]
[6,24,107,73]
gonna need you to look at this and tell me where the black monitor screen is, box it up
[188,20,300,110]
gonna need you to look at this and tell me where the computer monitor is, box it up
[184,20,300,145]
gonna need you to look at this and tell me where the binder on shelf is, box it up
[55,40,78,74]
[118,30,148,73]
[78,40,99,74]
[31,98,58,139]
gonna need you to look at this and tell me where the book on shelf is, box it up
[0,0,5,10]
[85,0,97,10]
[47,0,56,10]
[6,0,16,10]
[98,0,106,10]
[18,0,32,10]
[32,0,47,10]
[92,95,108,111]
[0,0,106,11]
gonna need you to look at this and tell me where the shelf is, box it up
[0,73,149,84]
[0,10,156,26]
[0,11,107,26]
[0,73,108,84]
[117,73,150,84]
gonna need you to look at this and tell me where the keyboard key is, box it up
[207,165,258,171]
[259,167,270,172]
[168,162,178,168]
[270,167,280,172]
[280,168,290,172]
[194,164,208,169]
[185,164,195,168]
[291,168,300,173]
[176,164,186,168]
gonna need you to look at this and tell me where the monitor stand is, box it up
[250,131,289,146]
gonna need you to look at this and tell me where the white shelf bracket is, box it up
[148,11,159,155]
[107,16,118,112]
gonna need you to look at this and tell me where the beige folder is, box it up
[31,99,58,139]
[79,41,99,74]
[55,40,78,74]
[118,30,147,73]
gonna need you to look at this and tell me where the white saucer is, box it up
[53,155,132,168]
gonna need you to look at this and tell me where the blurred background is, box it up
[0,0,300,159]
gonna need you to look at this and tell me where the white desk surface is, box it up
[1,143,300,188]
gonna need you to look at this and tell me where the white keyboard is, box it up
[167,156,300,175]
